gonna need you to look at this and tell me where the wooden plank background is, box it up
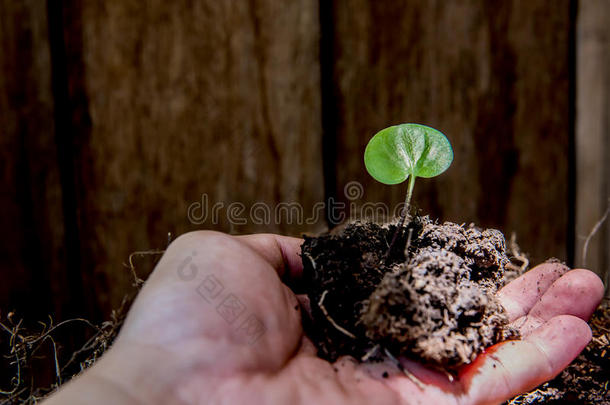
[576,0,610,288]
[0,0,605,321]
[65,0,326,316]
[0,0,69,320]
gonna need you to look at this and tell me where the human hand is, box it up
[43,232,604,405]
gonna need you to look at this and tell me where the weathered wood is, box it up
[65,0,325,314]
[0,1,68,318]
[0,0,586,322]
[329,0,571,265]
[576,0,610,287]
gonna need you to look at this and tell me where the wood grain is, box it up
[0,0,68,318]
[329,0,571,265]
[0,0,585,320]
[576,0,610,286]
[66,0,325,314]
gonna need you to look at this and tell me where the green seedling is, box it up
[364,124,453,256]
[364,123,453,216]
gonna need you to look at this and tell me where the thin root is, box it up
[124,250,165,287]
[582,202,610,267]
[318,290,356,339]
[383,348,426,390]
[361,345,379,362]
[508,233,529,274]
[403,228,414,260]
[304,253,317,271]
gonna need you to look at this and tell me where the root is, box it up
[1,243,164,403]
[403,228,414,260]
[0,298,130,403]
[506,233,529,276]
[304,252,317,271]
[0,316,102,402]
[582,202,610,267]
[361,344,379,362]
[124,250,165,287]
[318,290,356,339]
[383,348,425,390]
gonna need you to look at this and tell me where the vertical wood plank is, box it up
[64,0,325,314]
[576,0,610,286]
[0,1,68,318]
[330,0,571,265]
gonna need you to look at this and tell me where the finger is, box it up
[236,234,304,284]
[517,269,604,335]
[295,335,318,357]
[296,294,312,319]
[150,231,300,283]
[463,315,591,404]
[497,262,569,321]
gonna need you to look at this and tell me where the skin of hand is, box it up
[43,231,605,405]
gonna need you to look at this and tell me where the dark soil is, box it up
[301,216,519,370]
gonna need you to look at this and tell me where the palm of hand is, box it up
[100,232,603,405]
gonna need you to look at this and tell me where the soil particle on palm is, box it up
[506,300,610,405]
[301,216,519,370]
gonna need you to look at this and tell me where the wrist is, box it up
[43,341,187,405]
[42,371,141,405]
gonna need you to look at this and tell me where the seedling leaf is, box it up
[364,123,453,185]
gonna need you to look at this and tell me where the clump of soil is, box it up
[302,216,519,370]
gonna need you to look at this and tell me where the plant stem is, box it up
[404,173,416,217]
[384,175,416,262]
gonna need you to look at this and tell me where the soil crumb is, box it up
[302,216,519,370]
